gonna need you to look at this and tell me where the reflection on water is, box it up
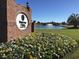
[34,25,64,29]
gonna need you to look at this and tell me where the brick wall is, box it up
[0,0,32,42]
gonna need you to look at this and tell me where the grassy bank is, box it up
[35,29,79,59]
[35,29,79,40]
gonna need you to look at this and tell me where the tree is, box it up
[37,21,40,24]
[33,20,36,23]
[67,13,79,28]
[61,22,67,25]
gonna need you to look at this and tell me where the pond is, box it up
[34,25,65,29]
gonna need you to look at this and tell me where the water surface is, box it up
[34,25,64,29]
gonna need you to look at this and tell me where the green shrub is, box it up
[0,33,78,59]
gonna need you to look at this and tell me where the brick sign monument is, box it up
[0,0,32,42]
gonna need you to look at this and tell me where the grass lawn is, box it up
[35,29,79,59]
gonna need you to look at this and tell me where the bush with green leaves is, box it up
[0,33,78,59]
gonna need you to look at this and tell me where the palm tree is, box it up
[67,13,79,28]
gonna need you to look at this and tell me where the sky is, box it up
[16,0,79,22]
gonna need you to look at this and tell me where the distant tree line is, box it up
[33,21,67,26]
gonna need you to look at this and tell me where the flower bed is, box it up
[0,33,78,59]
